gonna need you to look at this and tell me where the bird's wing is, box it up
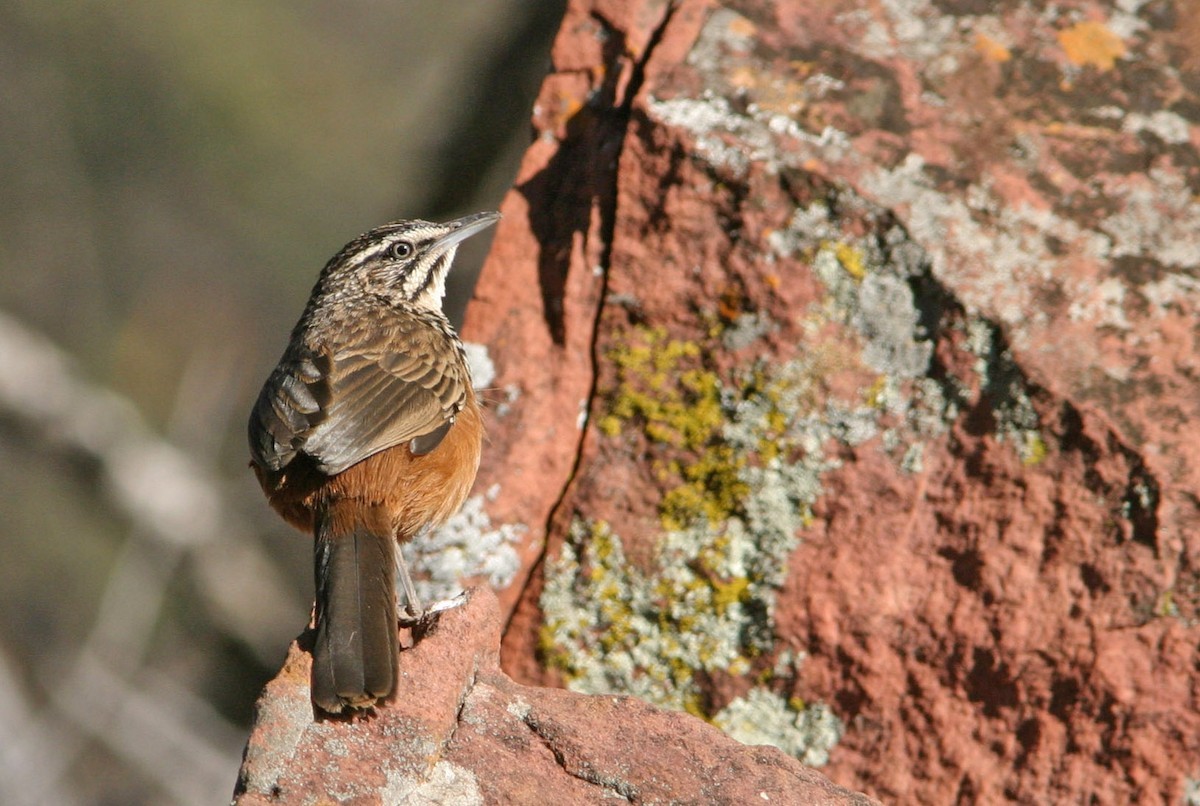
[248,314,467,475]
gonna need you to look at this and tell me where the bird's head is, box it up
[318,211,500,311]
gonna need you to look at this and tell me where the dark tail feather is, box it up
[311,514,398,713]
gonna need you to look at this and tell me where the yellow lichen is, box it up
[712,576,751,612]
[590,521,615,560]
[974,33,1012,63]
[659,445,749,531]
[728,657,751,676]
[605,330,720,450]
[864,376,889,409]
[597,414,623,437]
[601,325,754,531]
[833,242,867,281]
[537,621,574,670]
[1156,589,1178,618]
[1021,433,1048,466]
[1058,20,1125,72]
[682,692,709,720]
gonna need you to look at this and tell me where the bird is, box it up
[247,211,498,714]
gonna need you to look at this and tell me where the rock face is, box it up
[459,0,1200,803]
[238,0,1200,802]
[233,588,876,805]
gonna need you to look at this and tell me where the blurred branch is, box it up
[0,310,303,803]
[0,649,82,806]
[0,310,299,653]
[50,654,244,805]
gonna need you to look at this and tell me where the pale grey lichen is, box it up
[811,244,862,312]
[383,760,483,806]
[856,274,933,379]
[404,491,525,604]
[900,441,926,473]
[770,200,960,468]
[860,154,1084,330]
[905,376,959,441]
[737,460,821,587]
[1121,478,1156,521]
[772,647,806,678]
[644,92,764,176]
[1121,110,1192,145]
[494,383,521,417]
[540,518,757,713]
[772,194,1052,467]
[1139,272,1200,313]
[960,318,1045,465]
[1184,777,1200,806]
[714,689,845,768]
[769,203,839,257]
[540,346,863,762]
[645,9,854,178]
[462,341,495,390]
[1067,276,1131,333]
[1099,167,1200,269]
[721,311,773,350]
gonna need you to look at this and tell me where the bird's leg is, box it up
[394,543,424,624]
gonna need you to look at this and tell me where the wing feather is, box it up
[249,311,467,476]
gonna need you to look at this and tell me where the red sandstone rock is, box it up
[233,588,875,805]
[238,0,1200,802]
[455,0,1199,804]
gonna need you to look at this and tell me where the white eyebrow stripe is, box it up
[343,239,396,269]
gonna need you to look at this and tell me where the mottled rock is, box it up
[453,0,1199,804]
[233,588,875,805]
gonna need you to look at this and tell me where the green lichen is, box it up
[542,325,870,765]
[552,196,1061,766]
[540,518,770,712]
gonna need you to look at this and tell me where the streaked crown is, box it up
[317,211,500,311]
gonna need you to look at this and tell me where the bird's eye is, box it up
[390,241,414,260]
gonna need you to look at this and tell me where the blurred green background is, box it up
[0,1,563,802]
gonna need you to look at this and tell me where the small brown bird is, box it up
[248,212,497,714]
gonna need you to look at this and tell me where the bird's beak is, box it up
[433,211,501,251]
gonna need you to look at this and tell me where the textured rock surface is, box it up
[455,0,1200,803]
[238,0,1200,802]
[233,588,875,805]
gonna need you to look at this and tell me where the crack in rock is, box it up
[518,709,637,802]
